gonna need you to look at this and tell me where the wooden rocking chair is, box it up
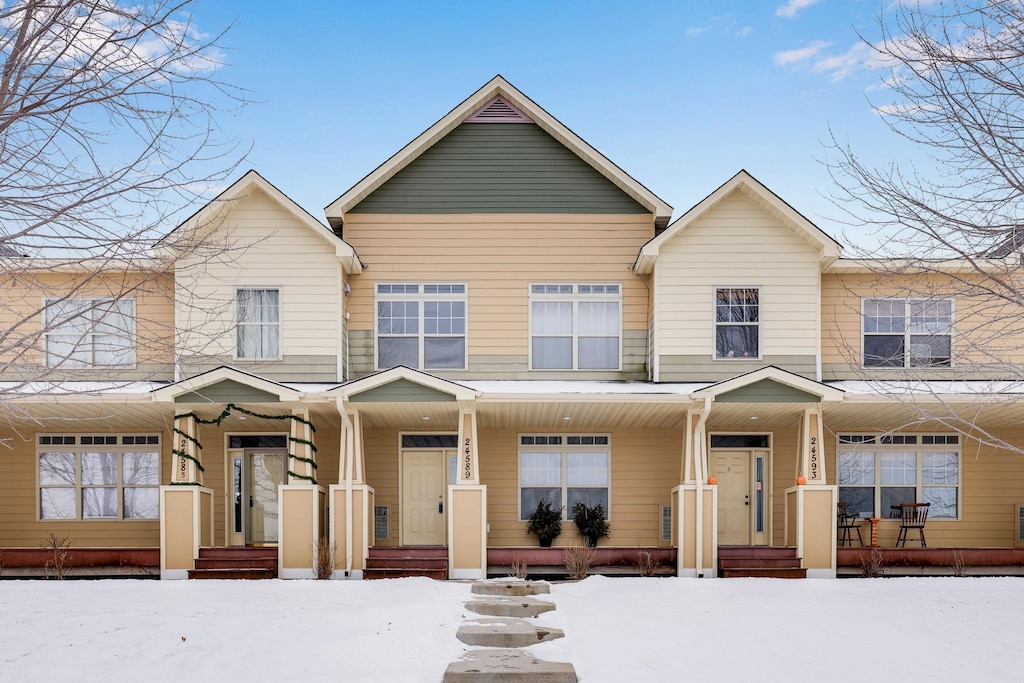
[896,502,930,548]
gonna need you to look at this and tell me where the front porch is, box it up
[837,547,1024,577]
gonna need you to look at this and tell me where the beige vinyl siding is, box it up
[174,188,343,380]
[362,427,401,546]
[0,271,175,380]
[822,272,1024,379]
[343,213,653,379]
[653,190,821,374]
[0,432,171,547]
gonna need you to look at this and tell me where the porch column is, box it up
[673,400,717,577]
[786,406,837,578]
[449,404,487,580]
[160,412,213,579]
[278,408,327,579]
[329,402,373,579]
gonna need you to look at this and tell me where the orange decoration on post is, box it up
[707,476,718,485]
[796,475,807,485]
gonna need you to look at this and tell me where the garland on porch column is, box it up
[173,403,319,485]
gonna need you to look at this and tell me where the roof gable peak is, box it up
[465,95,534,123]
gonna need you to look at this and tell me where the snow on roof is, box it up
[460,380,709,395]
[830,380,1024,396]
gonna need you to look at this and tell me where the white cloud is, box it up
[686,25,710,39]
[776,0,822,19]
[812,42,879,81]
[773,40,832,65]
[736,26,754,38]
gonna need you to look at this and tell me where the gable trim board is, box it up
[325,75,672,229]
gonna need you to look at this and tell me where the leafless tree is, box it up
[826,1,1024,452]
[0,1,249,420]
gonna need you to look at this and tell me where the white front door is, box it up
[711,450,750,545]
[401,450,446,545]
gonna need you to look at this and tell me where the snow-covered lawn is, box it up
[1,576,1021,682]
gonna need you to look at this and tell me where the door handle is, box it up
[438,502,444,514]
[249,496,254,508]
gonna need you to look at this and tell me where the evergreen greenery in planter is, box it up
[572,502,610,547]
[526,499,563,547]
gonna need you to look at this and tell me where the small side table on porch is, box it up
[866,518,883,547]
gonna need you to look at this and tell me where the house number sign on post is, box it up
[463,437,472,480]
[809,436,818,481]
[178,437,189,482]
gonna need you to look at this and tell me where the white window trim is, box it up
[36,434,162,522]
[374,282,469,371]
[860,297,955,369]
[517,433,612,521]
[836,433,962,521]
[234,286,283,361]
[712,286,762,361]
[41,296,137,368]
[528,282,623,371]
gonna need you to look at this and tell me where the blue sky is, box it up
[186,0,924,248]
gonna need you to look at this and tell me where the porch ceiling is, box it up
[475,399,691,430]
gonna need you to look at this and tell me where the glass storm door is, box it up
[246,451,286,544]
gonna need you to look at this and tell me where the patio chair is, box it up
[837,502,863,547]
[896,502,930,548]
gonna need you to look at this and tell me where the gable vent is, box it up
[661,505,673,542]
[465,95,534,123]
[374,505,389,541]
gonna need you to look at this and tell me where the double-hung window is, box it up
[715,288,759,359]
[44,298,135,367]
[376,283,467,370]
[837,434,960,519]
[236,288,281,359]
[38,434,161,520]
[863,298,952,367]
[530,284,620,370]
[519,434,610,520]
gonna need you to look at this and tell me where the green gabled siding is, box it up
[350,124,648,215]
[174,379,281,404]
[349,378,456,403]
[714,378,821,403]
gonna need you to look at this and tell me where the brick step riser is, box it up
[188,569,276,580]
[198,548,278,560]
[194,559,278,570]
[363,569,448,580]
[720,569,807,579]
[717,547,799,559]
[719,558,803,569]
[365,558,449,570]
[369,548,449,560]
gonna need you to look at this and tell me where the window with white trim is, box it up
[518,434,610,520]
[44,298,135,367]
[715,288,759,359]
[530,284,620,370]
[837,434,959,519]
[236,288,280,359]
[37,434,161,520]
[376,283,467,369]
[863,298,952,367]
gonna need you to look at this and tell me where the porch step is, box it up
[364,546,449,580]
[718,546,805,579]
[188,547,278,580]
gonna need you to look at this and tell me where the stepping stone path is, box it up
[444,580,577,683]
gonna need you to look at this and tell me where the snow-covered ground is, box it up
[1,576,1021,682]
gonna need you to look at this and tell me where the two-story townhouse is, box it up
[2,75,1024,580]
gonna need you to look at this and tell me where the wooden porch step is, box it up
[366,557,448,570]
[719,567,807,579]
[718,557,803,570]
[194,557,277,571]
[197,547,278,560]
[187,568,277,580]
[717,546,799,559]
[368,546,449,559]
[363,568,448,580]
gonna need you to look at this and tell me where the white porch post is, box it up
[673,400,717,577]
[160,412,213,579]
[329,402,372,579]
[277,407,327,579]
[449,404,487,580]
[787,406,837,578]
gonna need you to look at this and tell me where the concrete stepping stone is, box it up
[471,580,550,597]
[466,596,555,618]
[456,617,564,648]
[444,649,577,683]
